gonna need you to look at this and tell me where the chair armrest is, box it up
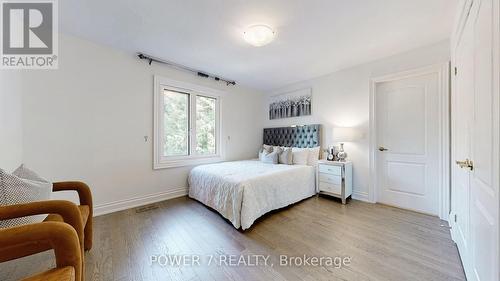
[53,181,94,251]
[0,221,82,281]
[53,181,93,208]
[0,200,84,246]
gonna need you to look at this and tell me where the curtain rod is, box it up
[137,53,236,86]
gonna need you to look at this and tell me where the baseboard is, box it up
[352,190,370,202]
[93,187,188,216]
[94,187,369,216]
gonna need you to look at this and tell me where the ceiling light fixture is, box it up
[243,25,275,47]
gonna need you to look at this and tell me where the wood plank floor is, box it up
[1,196,465,281]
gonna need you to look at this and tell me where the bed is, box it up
[188,125,321,230]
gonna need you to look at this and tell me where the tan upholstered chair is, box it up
[0,181,93,254]
[0,221,82,281]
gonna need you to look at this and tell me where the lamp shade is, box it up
[332,127,362,142]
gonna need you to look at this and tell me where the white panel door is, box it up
[451,0,475,267]
[376,72,440,215]
[451,0,499,280]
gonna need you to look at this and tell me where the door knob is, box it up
[378,146,388,151]
[456,158,474,171]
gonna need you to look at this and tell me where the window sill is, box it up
[153,156,223,169]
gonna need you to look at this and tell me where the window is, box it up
[154,76,222,169]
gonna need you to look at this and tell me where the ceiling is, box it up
[60,0,457,91]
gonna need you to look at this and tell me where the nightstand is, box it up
[317,160,353,204]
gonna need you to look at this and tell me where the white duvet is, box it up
[188,160,316,230]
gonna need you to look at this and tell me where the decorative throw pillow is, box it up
[13,164,49,183]
[260,150,279,164]
[262,144,273,153]
[307,146,321,166]
[292,147,309,165]
[0,165,52,228]
[279,147,293,165]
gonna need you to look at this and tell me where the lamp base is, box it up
[336,152,347,162]
[336,143,347,162]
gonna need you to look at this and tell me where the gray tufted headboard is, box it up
[263,124,321,148]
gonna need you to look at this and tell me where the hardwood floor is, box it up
[1,196,465,281]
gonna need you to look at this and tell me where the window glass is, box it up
[196,96,216,155]
[163,90,189,156]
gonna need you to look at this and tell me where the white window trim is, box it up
[153,76,225,169]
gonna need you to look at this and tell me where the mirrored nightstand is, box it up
[317,160,353,204]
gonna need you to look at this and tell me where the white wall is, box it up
[3,34,264,214]
[263,40,450,201]
[0,73,23,171]
[1,34,450,211]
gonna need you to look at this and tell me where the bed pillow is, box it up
[258,145,270,159]
[258,149,264,160]
[307,146,321,166]
[292,147,309,165]
[0,166,51,228]
[260,150,279,164]
[279,147,293,165]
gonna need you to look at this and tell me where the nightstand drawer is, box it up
[319,173,342,185]
[318,164,342,176]
[319,182,342,195]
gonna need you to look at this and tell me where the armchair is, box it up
[0,221,82,281]
[0,181,93,258]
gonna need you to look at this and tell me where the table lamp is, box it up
[332,127,362,161]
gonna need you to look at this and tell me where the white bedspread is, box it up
[188,160,316,230]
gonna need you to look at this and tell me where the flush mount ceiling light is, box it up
[243,25,275,47]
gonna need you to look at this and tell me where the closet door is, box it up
[451,0,499,280]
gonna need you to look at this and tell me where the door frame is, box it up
[368,63,451,220]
